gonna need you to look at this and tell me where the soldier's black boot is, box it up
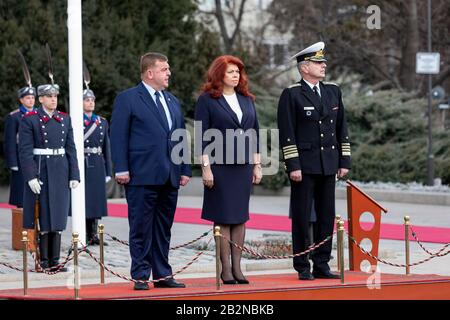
[49,232,67,272]
[86,218,94,244]
[38,233,49,271]
[90,219,108,246]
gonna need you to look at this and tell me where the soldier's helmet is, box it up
[291,41,327,63]
[17,86,36,98]
[83,89,95,100]
[37,84,60,96]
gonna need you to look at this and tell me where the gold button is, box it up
[331,120,333,123]
[321,134,324,138]
[319,121,322,124]
[321,147,324,150]
[332,146,335,149]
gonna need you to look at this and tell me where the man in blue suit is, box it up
[110,52,191,290]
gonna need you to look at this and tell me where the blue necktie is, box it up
[154,91,170,130]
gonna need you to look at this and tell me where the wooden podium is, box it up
[11,208,37,252]
[346,180,387,272]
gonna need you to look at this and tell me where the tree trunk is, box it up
[399,0,419,91]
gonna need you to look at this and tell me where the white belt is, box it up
[33,148,66,156]
[84,147,102,154]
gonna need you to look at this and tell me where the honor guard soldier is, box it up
[83,88,112,245]
[277,41,351,281]
[18,83,80,271]
[4,86,37,207]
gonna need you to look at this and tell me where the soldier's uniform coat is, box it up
[18,107,80,231]
[277,79,351,274]
[3,106,35,206]
[83,113,112,218]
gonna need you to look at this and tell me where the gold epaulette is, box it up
[9,109,20,115]
[322,81,339,87]
[288,82,302,89]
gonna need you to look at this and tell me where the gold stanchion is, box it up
[335,215,341,273]
[98,224,105,285]
[72,232,80,300]
[338,220,345,284]
[404,216,410,275]
[214,226,222,291]
[22,231,29,296]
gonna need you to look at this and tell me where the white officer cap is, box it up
[290,41,327,63]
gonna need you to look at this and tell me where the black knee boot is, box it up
[86,218,94,244]
[38,233,49,271]
[48,232,67,272]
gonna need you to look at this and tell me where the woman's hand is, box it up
[252,164,262,184]
[202,166,214,188]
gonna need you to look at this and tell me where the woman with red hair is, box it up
[195,55,262,284]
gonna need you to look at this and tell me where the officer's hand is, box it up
[105,176,111,183]
[10,166,19,171]
[338,168,349,178]
[180,175,190,186]
[69,180,79,189]
[202,167,214,188]
[115,174,130,185]
[289,170,302,182]
[28,178,43,194]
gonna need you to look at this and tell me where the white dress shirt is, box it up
[223,92,243,123]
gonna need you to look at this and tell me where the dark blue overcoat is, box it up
[18,107,80,231]
[3,106,34,207]
[83,114,112,218]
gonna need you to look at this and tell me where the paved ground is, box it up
[0,195,449,291]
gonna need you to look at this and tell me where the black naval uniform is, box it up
[277,79,351,275]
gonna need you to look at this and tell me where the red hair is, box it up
[201,55,255,101]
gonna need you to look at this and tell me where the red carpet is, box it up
[1,272,450,300]
[2,202,449,244]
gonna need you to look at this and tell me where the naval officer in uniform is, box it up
[4,86,37,207]
[18,83,80,271]
[277,41,351,280]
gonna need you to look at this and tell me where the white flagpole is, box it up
[67,0,86,246]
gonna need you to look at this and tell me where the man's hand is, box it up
[289,170,302,182]
[105,176,111,183]
[69,180,79,189]
[115,174,130,185]
[337,168,349,178]
[28,178,43,194]
[179,175,190,186]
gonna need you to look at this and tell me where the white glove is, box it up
[105,176,111,183]
[69,180,79,189]
[10,167,19,171]
[28,178,43,194]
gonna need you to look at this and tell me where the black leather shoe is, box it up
[313,270,340,279]
[298,270,315,280]
[221,274,237,284]
[154,278,186,288]
[232,272,249,284]
[134,281,150,290]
